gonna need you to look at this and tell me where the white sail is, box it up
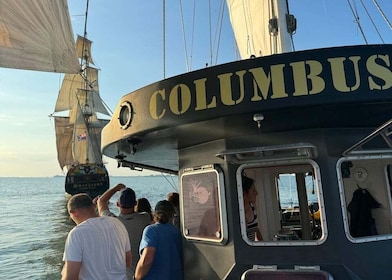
[54,117,74,170]
[0,0,79,73]
[72,113,109,165]
[55,66,109,117]
[53,35,110,170]
[76,35,94,65]
[226,0,294,58]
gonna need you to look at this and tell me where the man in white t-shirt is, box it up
[98,184,151,279]
[62,193,131,280]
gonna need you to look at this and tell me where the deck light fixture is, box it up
[253,113,264,128]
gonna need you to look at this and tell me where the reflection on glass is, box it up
[182,170,222,241]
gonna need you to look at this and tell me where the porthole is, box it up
[118,101,134,130]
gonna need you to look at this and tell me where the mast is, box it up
[52,0,110,171]
[81,0,92,163]
[226,0,295,58]
[271,0,295,54]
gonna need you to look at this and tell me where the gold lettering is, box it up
[249,64,288,101]
[290,61,308,96]
[328,56,360,92]
[148,52,390,122]
[367,54,392,90]
[217,71,245,105]
[305,60,325,94]
[149,89,166,120]
[194,78,216,110]
[248,68,270,101]
[169,84,191,115]
[290,60,324,96]
[270,64,288,99]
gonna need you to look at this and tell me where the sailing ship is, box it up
[52,34,110,198]
[101,0,392,279]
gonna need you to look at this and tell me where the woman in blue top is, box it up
[135,200,183,280]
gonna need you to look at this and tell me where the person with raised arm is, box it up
[97,184,151,279]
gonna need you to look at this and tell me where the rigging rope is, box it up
[163,0,166,78]
[160,172,179,191]
[346,0,368,44]
[178,0,225,70]
[80,0,89,71]
[359,0,385,43]
[213,0,226,65]
[239,0,252,56]
[189,0,196,70]
[373,0,392,30]
[178,0,190,72]
[209,0,212,66]
[270,0,278,54]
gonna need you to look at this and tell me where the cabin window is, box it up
[338,157,392,242]
[238,161,326,245]
[180,165,227,243]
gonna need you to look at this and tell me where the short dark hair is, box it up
[242,174,254,193]
[118,188,137,208]
[154,200,175,224]
[68,193,93,211]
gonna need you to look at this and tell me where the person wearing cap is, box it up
[97,184,151,279]
[135,200,183,280]
[62,193,131,280]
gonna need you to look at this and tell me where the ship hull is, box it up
[102,45,392,279]
[64,163,109,199]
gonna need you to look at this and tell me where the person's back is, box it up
[140,222,183,279]
[64,216,129,279]
[97,184,151,278]
[62,193,130,280]
[135,197,153,221]
[118,212,151,273]
[135,200,183,280]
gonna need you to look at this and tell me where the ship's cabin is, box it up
[179,120,392,278]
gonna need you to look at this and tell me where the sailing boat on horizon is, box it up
[52,34,111,198]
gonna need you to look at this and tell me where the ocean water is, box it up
[0,174,317,279]
[0,176,178,280]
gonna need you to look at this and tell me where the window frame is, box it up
[337,155,392,243]
[237,159,327,246]
[180,164,228,244]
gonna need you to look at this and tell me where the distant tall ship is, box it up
[52,34,110,198]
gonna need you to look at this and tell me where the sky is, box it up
[0,0,390,177]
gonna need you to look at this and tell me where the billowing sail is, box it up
[54,117,74,170]
[53,35,110,170]
[55,66,105,113]
[76,35,94,64]
[226,0,294,58]
[73,119,109,165]
[0,0,79,73]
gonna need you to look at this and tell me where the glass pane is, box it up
[240,163,324,243]
[339,158,392,241]
[181,169,223,242]
[277,173,321,240]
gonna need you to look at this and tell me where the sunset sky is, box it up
[0,0,390,177]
